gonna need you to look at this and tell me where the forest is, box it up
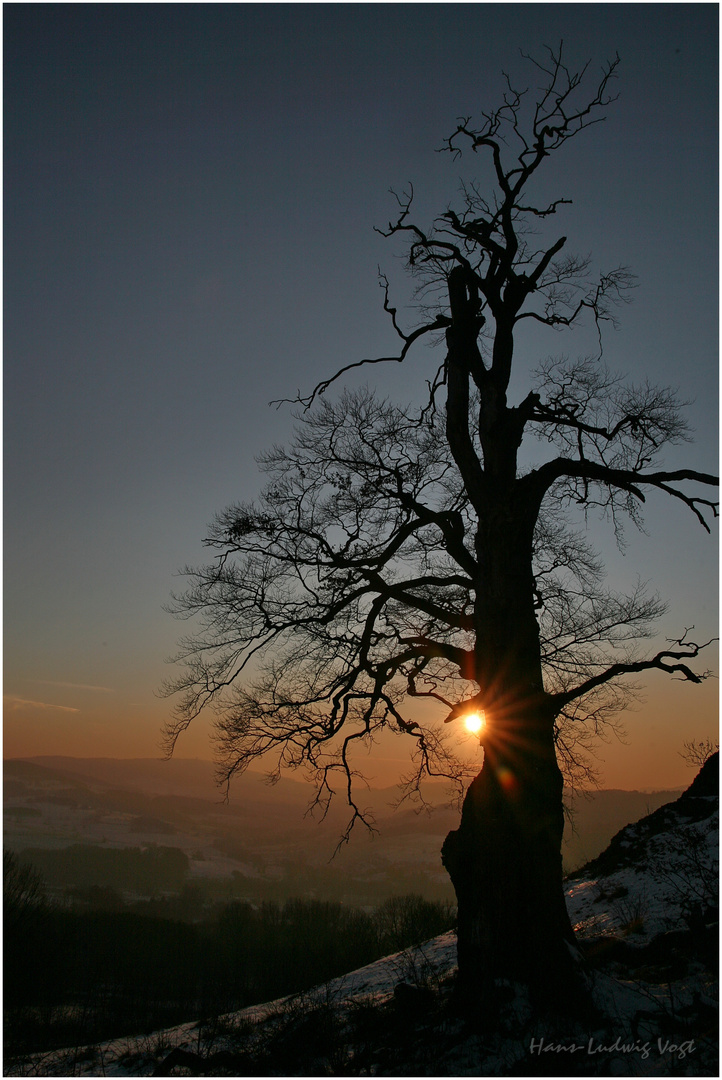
[4,848,454,1060]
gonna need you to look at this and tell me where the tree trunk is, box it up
[442,710,579,1010]
[442,502,582,1011]
[442,274,583,1010]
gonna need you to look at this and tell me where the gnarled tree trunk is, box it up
[442,484,580,1008]
[442,709,578,1008]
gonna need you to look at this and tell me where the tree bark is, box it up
[442,710,580,1010]
[442,496,583,1010]
[441,270,585,1012]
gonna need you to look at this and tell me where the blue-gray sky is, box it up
[5,4,718,787]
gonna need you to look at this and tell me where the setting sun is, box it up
[464,711,486,735]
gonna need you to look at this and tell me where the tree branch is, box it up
[551,632,716,711]
[532,459,719,530]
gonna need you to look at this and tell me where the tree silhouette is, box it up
[165,47,717,1007]
[4,850,48,935]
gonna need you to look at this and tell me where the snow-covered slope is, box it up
[567,754,718,947]
[8,758,718,1077]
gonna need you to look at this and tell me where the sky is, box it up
[4,4,718,791]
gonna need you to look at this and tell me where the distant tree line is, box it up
[16,843,189,894]
[4,851,455,1059]
[15,839,455,907]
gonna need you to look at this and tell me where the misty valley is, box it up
[4,756,686,1060]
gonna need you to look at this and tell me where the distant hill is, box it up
[18,754,413,811]
[5,756,685,892]
[18,756,255,801]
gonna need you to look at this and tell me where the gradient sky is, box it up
[4,4,718,791]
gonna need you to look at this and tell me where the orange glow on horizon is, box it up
[2,673,717,792]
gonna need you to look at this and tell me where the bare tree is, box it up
[4,851,48,934]
[679,738,719,769]
[165,47,717,1008]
